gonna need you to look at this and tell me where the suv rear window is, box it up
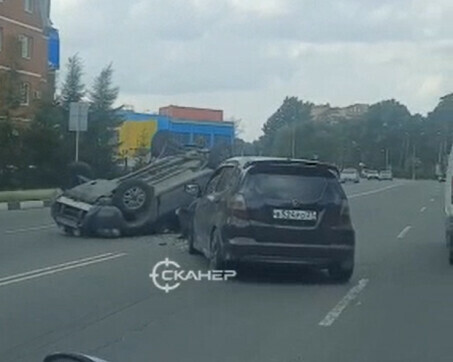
[242,167,343,203]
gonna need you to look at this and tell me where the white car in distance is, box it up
[340,168,360,183]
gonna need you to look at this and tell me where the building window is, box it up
[33,90,41,100]
[18,35,32,59]
[24,0,33,13]
[20,83,30,106]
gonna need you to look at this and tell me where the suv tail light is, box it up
[227,194,249,219]
[339,199,352,227]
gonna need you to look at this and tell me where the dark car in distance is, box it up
[182,157,355,282]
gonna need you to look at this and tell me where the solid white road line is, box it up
[420,206,427,213]
[397,226,412,239]
[319,278,369,327]
[20,200,45,209]
[4,224,56,234]
[0,253,126,288]
[348,184,403,199]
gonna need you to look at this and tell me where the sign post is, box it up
[69,102,89,162]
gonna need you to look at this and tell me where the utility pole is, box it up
[75,128,80,162]
[385,149,389,169]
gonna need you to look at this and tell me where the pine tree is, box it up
[80,64,123,177]
[61,54,85,109]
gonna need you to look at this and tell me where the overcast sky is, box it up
[51,0,453,140]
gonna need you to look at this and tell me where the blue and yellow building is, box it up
[118,110,235,157]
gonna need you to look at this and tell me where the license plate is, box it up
[273,209,317,221]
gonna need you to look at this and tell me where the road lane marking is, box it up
[420,206,426,213]
[0,253,115,282]
[0,253,126,287]
[4,224,56,234]
[20,200,46,210]
[397,226,411,239]
[319,278,369,327]
[348,184,403,199]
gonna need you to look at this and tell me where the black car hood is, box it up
[63,179,119,204]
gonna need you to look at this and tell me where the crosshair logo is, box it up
[149,257,237,293]
[149,258,182,293]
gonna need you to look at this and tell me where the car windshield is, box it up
[2,1,452,362]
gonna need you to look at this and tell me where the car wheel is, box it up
[209,229,226,270]
[112,179,154,218]
[328,263,354,283]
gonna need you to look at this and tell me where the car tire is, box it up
[328,263,354,283]
[112,179,154,218]
[209,229,226,270]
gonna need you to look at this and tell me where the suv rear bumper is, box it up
[223,237,354,267]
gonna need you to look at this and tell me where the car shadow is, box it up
[231,264,334,285]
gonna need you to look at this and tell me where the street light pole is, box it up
[386,149,389,169]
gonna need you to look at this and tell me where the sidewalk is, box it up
[0,189,60,211]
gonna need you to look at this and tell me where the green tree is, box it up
[61,54,85,109]
[20,100,66,187]
[260,96,313,153]
[80,63,123,177]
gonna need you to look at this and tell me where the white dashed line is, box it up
[4,224,56,234]
[430,198,435,202]
[397,226,412,239]
[420,206,426,213]
[348,184,403,199]
[319,278,369,327]
[0,253,126,288]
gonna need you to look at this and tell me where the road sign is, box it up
[69,102,89,132]
[69,102,89,161]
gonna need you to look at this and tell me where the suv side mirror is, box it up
[185,183,201,197]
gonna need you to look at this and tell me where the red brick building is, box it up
[0,0,56,120]
[159,105,224,122]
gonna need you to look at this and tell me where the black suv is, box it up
[182,157,355,282]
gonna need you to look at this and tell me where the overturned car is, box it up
[51,146,228,237]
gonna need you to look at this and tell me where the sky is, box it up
[51,0,453,141]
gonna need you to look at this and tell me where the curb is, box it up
[0,200,52,211]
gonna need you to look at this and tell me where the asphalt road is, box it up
[0,180,449,362]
